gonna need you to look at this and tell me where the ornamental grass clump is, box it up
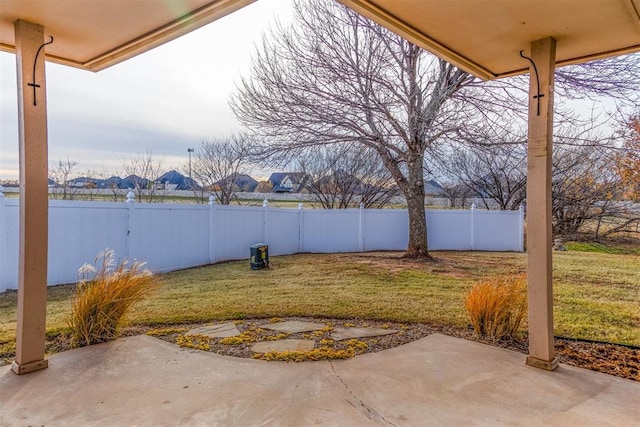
[68,249,159,347]
[464,275,527,340]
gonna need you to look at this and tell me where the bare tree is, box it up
[438,180,472,209]
[232,0,478,257]
[442,135,528,210]
[76,169,100,201]
[443,132,628,238]
[255,180,273,193]
[49,157,79,200]
[299,146,397,209]
[552,142,624,238]
[98,169,123,202]
[615,113,640,202]
[232,0,640,257]
[191,134,251,205]
[120,150,165,203]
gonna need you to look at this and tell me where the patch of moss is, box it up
[253,346,356,362]
[265,333,290,341]
[146,327,188,337]
[319,338,335,346]
[219,328,263,345]
[344,339,368,352]
[176,334,211,351]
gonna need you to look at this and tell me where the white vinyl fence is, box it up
[0,191,524,292]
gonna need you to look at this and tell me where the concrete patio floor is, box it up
[1,333,638,426]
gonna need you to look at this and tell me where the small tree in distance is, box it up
[255,180,273,193]
[616,114,640,202]
[120,150,165,203]
[299,146,398,209]
[191,134,252,205]
[49,157,79,200]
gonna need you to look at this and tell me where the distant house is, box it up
[214,173,258,192]
[157,170,199,190]
[120,174,149,190]
[424,179,445,196]
[268,172,307,193]
[104,176,123,189]
[66,176,103,188]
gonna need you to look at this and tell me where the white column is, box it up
[12,20,50,374]
[525,37,558,371]
[0,187,6,293]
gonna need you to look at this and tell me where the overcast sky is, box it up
[0,0,628,182]
[0,0,293,180]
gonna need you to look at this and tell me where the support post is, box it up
[0,187,6,294]
[525,37,558,371]
[12,20,49,375]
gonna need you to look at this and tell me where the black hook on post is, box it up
[28,35,54,106]
[520,50,544,116]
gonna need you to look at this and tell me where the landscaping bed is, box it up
[134,317,640,381]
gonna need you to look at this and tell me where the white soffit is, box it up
[338,0,640,80]
[0,0,255,71]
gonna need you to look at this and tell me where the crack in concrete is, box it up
[330,361,397,426]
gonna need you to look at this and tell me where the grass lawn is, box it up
[1,250,639,364]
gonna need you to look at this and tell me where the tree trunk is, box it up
[404,154,429,258]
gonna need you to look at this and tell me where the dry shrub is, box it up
[68,249,159,347]
[465,275,527,339]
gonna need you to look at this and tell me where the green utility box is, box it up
[250,244,269,270]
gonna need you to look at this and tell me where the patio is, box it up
[1,333,638,425]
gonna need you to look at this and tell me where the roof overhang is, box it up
[338,0,640,80]
[0,0,255,72]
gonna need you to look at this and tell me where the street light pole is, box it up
[187,148,194,186]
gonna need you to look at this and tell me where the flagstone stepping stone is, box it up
[186,322,240,338]
[331,327,398,341]
[262,321,326,334]
[251,339,316,353]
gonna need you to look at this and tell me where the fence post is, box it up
[298,203,304,252]
[519,204,525,252]
[359,202,365,252]
[262,199,269,245]
[470,203,477,250]
[209,196,216,263]
[125,191,135,259]
[0,186,5,292]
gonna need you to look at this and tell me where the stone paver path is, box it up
[262,321,325,334]
[184,320,402,357]
[186,322,240,338]
[251,339,316,353]
[331,327,398,341]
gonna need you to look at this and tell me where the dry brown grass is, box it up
[68,250,159,347]
[465,275,528,339]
